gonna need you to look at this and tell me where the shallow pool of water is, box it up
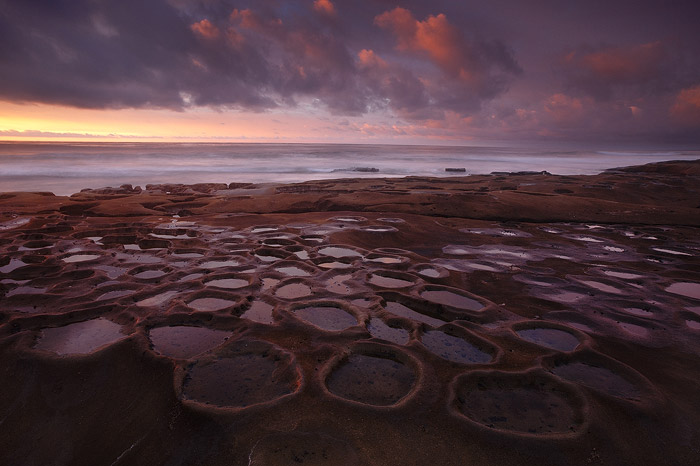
[421,330,492,364]
[623,307,654,317]
[420,290,483,311]
[275,283,312,299]
[579,280,624,295]
[136,290,179,307]
[318,261,354,269]
[63,254,100,263]
[417,268,442,278]
[241,301,275,324]
[149,326,230,359]
[651,248,691,256]
[319,247,363,259]
[134,270,167,279]
[516,328,579,351]
[293,250,310,260]
[182,352,298,407]
[385,301,446,327]
[602,270,643,280]
[34,318,126,355]
[200,260,240,269]
[326,274,354,294]
[367,318,410,345]
[6,286,47,297]
[326,354,415,406]
[293,306,357,331]
[369,274,414,288]
[205,278,249,289]
[666,282,700,300]
[188,297,236,312]
[275,266,311,277]
[367,256,403,264]
[454,375,582,435]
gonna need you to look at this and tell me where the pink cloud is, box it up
[374,7,469,80]
[564,41,664,81]
[190,19,219,40]
[544,93,587,125]
[670,85,700,127]
[230,8,284,37]
[313,0,336,17]
[357,49,387,69]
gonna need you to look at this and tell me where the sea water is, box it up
[1,141,698,195]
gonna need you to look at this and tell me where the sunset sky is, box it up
[1,0,699,144]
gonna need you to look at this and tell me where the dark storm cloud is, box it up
[0,0,520,118]
[1,0,699,140]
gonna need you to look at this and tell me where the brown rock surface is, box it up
[1,160,699,465]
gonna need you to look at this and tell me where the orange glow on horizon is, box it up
[0,101,473,144]
[0,102,319,142]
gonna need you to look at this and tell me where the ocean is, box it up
[1,142,698,196]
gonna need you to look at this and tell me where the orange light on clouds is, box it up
[191,19,220,40]
[313,0,336,17]
[375,8,468,80]
[670,85,700,127]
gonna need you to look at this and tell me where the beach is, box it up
[1,159,700,465]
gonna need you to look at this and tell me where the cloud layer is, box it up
[0,0,698,142]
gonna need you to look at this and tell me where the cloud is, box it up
[375,7,520,80]
[1,0,698,142]
[558,41,697,102]
[670,85,700,127]
[313,0,336,17]
[544,93,588,126]
[191,19,221,40]
[374,7,521,113]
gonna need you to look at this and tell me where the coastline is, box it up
[3,158,700,225]
[1,159,699,465]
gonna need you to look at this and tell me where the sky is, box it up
[1,0,699,144]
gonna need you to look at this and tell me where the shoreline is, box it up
[2,141,699,197]
[1,158,699,465]
[3,159,700,226]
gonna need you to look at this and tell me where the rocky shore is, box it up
[1,160,699,466]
